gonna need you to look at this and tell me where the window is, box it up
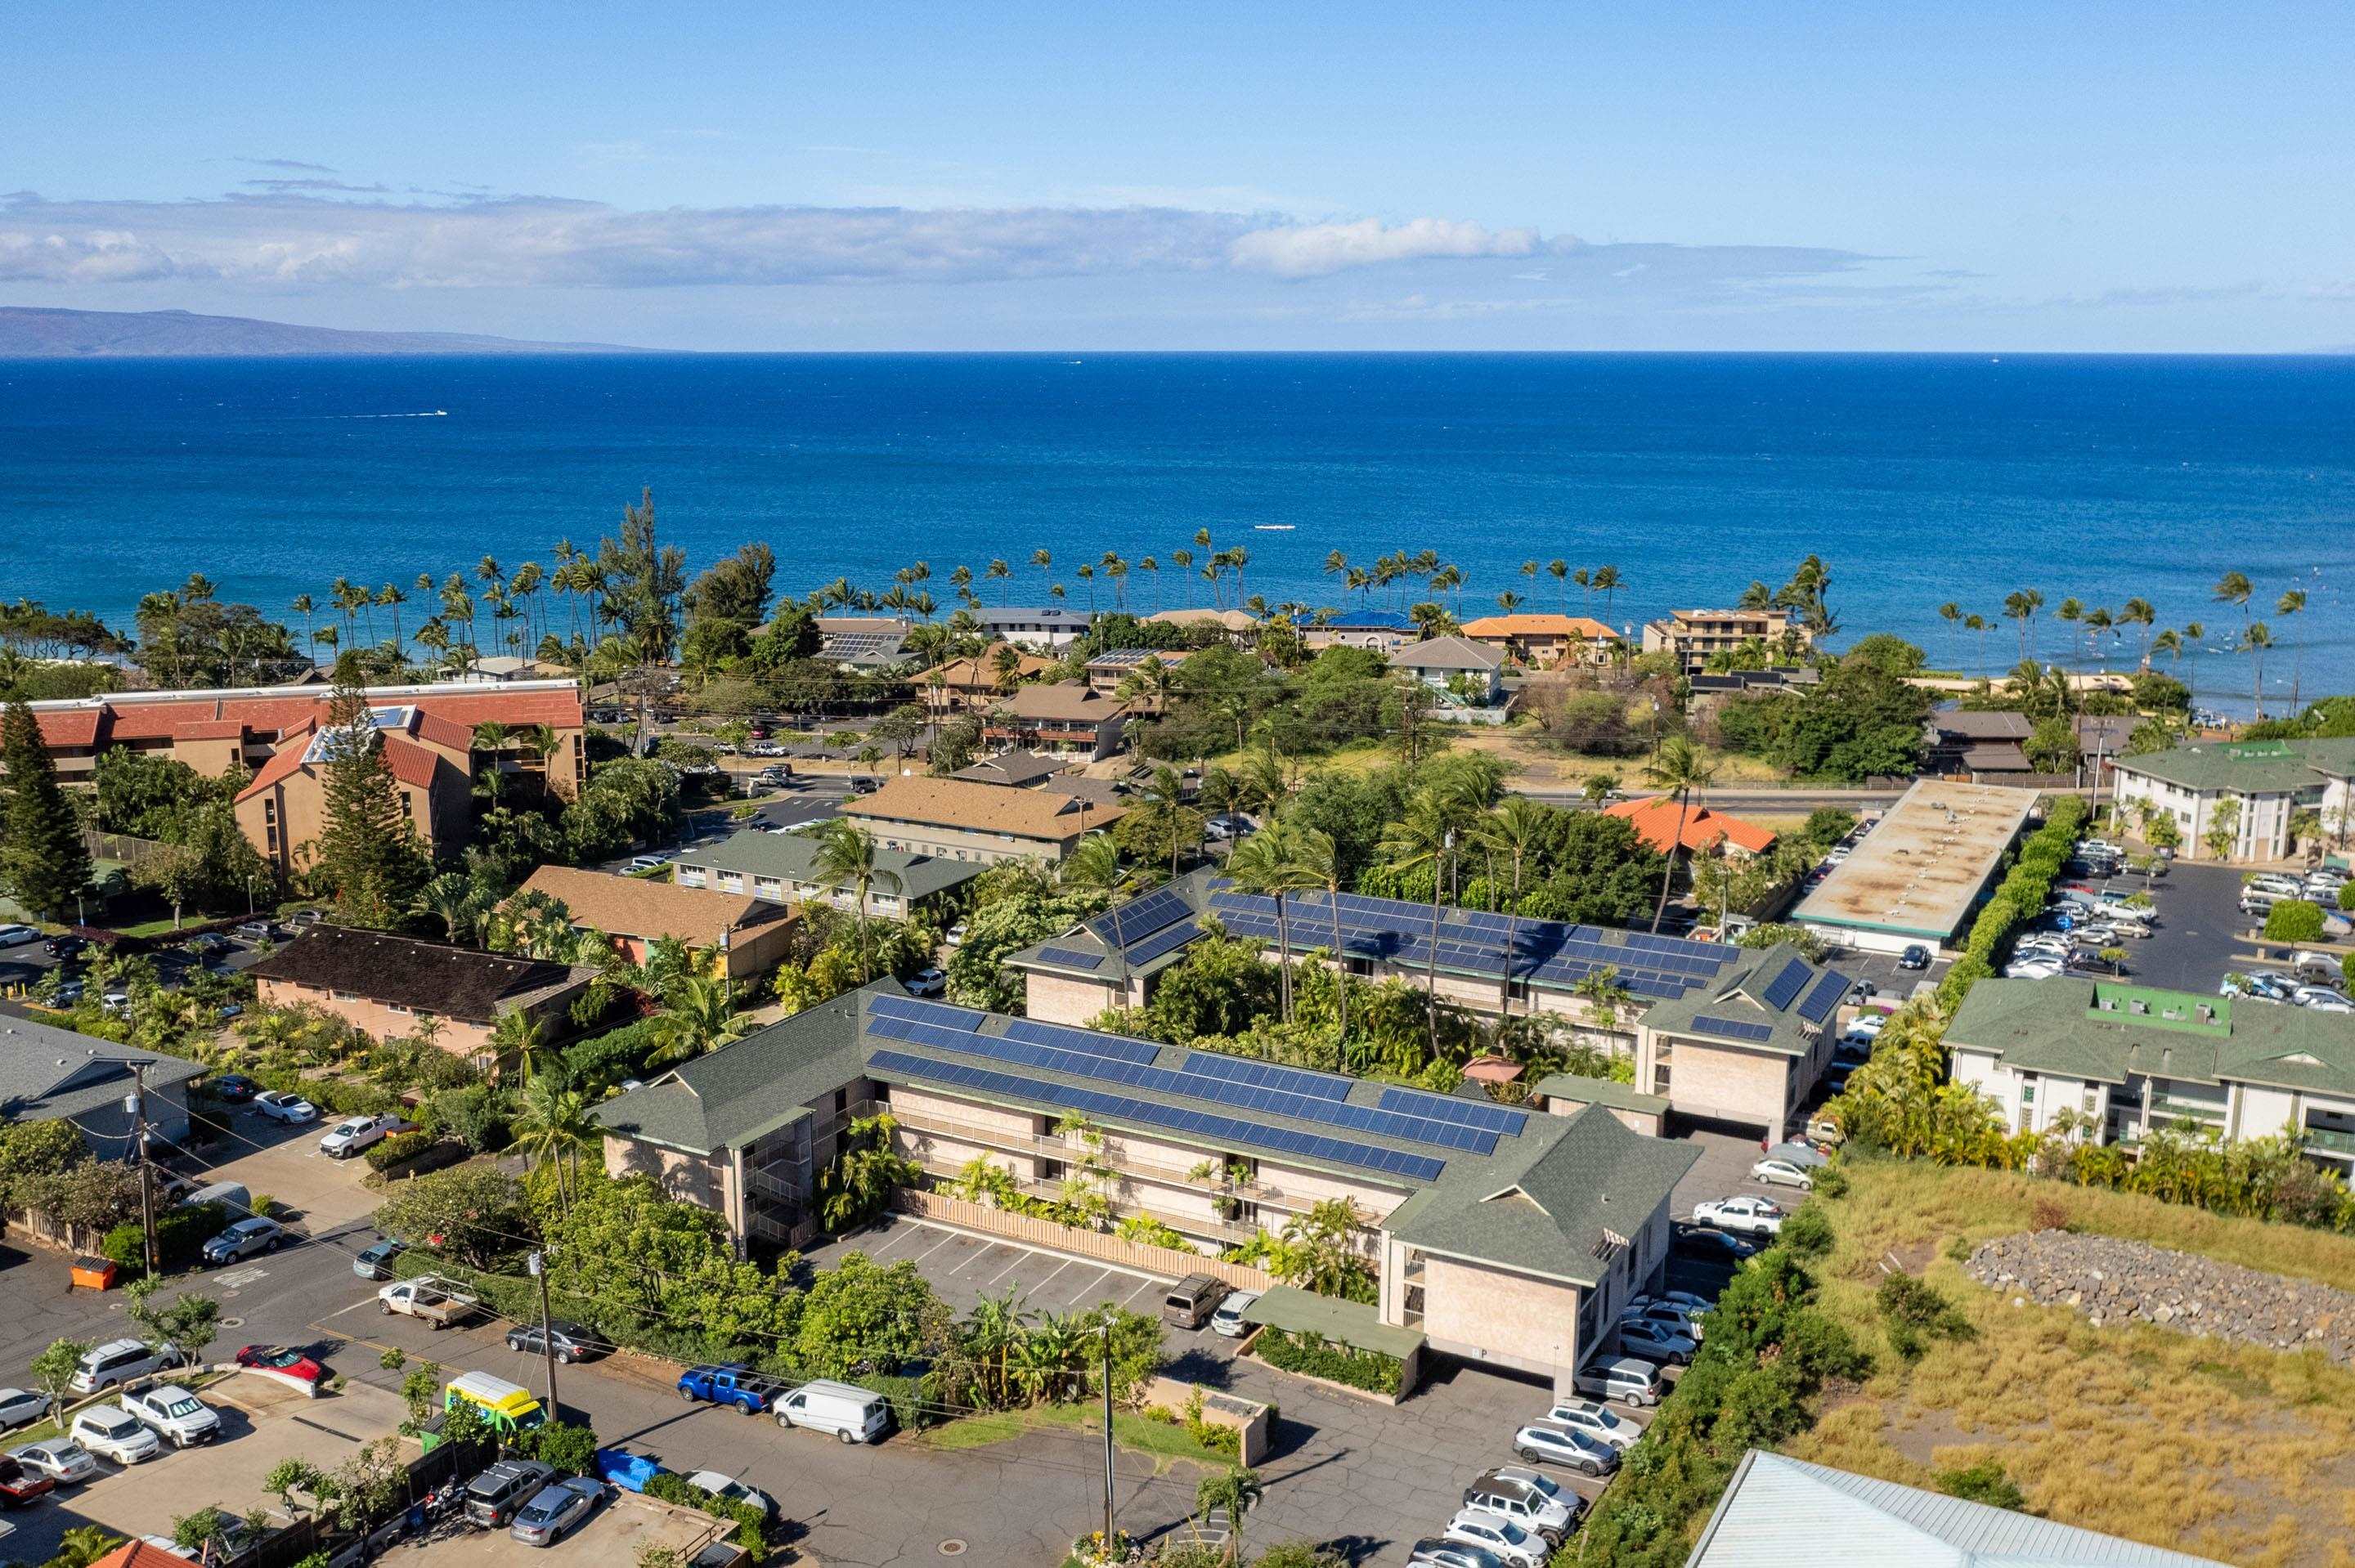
[388,1003,411,1015]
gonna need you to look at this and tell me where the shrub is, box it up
[1779,1202,1834,1259]
[1875,1274,1975,1363]
[1250,1327,1403,1396]
[644,1470,769,1561]
[2263,898,2326,943]
[363,1130,438,1172]
[102,1201,225,1276]
[2029,1194,2073,1233]
[510,1419,599,1476]
[1936,1459,2027,1510]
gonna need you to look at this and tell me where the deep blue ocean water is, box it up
[3,352,2353,709]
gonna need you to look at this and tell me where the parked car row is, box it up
[0,1346,237,1523]
[674,1363,893,1444]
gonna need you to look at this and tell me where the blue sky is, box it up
[7,1,2353,350]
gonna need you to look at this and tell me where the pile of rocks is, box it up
[1966,1230,2355,1362]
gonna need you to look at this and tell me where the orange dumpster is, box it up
[70,1256,119,1292]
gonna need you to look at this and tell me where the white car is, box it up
[0,1389,47,1430]
[2003,960,2064,980]
[905,967,948,998]
[1621,1299,1703,1342]
[685,1470,776,1521]
[1444,1508,1547,1567]
[2296,988,2354,1013]
[1209,1289,1261,1337]
[120,1384,221,1448]
[1511,1421,1621,1476]
[1692,1195,1784,1236]
[319,1113,415,1158]
[1750,1157,1814,1190]
[253,1091,318,1124]
[1538,1399,1639,1452]
[70,1404,160,1465]
[9,1440,98,1484]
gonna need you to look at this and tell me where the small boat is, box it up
[1253,524,1295,531]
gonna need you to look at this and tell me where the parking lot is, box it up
[411,1492,729,1567]
[0,1377,408,1566]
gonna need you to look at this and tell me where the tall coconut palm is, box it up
[413,871,491,944]
[1288,824,1350,1042]
[2214,571,2253,626]
[1640,735,1718,932]
[513,1077,598,1210]
[1061,832,1129,1003]
[648,974,746,1067]
[1548,559,1570,612]
[2119,597,2155,667]
[1473,796,1550,1022]
[1378,797,1455,1060]
[811,820,902,980]
[2276,589,2308,712]
[1590,564,1624,618]
[289,594,317,666]
[1225,822,1317,1024]
[2243,620,2274,719]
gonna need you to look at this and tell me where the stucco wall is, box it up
[1418,1253,1585,1379]
[1648,1034,1804,1136]
[603,1136,730,1218]
[1025,970,1122,1025]
[254,977,501,1063]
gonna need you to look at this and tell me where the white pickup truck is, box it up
[377,1276,483,1330]
[320,1113,419,1160]
[119,1383,222,1449]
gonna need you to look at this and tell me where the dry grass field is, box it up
[1796,1159,2355,1566]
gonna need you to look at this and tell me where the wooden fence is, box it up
[890,1189,1276,1292]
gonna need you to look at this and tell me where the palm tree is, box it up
[490,1009,557,1085]
[289,594,317,666]
[413,871,491,944]
[1288,824,1350,1041]
[2119,597,2155,667]
[648,974,746,1067]
[1225,822,1317,1024]
[1197,1467,1265,1559]
[1473,797,1550,1022]
[811,820,902,979]
[1495,589,1523,615]
[2243,620,2274,719]
[513,1077,598,1210]
[1547,559,1570,612]
[1062,833,1130,1002]
[1140,764,1202,877]
[1590,565,1623,618]
[1378,797,1455,1060]
[2214,571,2253,627]
[1640,735,1718,932]
[2276,589,2308,712]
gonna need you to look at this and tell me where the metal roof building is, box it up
[1788,779,2037,955]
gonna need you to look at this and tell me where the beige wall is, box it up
[1640,1028,1813,1137]
[858,816,1078,866]
[1025,970,1124,1024]
[253,975,591,1069]
[236,768,460,874]
[603,1136,732,1220]
[1416,1252,1586,1379]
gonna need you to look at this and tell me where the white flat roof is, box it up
[1790,778,2037,943]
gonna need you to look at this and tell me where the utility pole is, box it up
[1099,1323,1116,1552]
[527,1251,560,1421]
[127,1061,158,1277]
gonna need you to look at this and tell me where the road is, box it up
[1513,786,1907,813]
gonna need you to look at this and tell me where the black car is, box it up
[209,1073,259,1103]
[1897,944,1930,970]
[1674,1223,1762,1261]
[43,935,88,961]
[505,1320,613,1364]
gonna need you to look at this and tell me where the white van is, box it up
[774,1380,891,1444]
[1568,1355,1664,1408]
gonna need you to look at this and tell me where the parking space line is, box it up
[950,1242,1015,1275]
[905,1230,962,1269]
[1065,1267,1113,1304]
[983,1251,1033,1288]
[1030,1259,1074,1297]
[1119,1276,1160,1310]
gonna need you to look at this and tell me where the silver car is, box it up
[509,1477,605,1547]
[1539,1398,1640,1452]
[1512,1421,1620,1476]
[9,1440,98,1484]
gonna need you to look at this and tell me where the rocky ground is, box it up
[1967,1229,2355,1360]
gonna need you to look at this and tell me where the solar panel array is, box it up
[1375,1084,1530,1136]
[1761,957,1812,1011]
[821,632,907,661]
[1208,886,1736,1002]
[1797,972,1848,1024]
[1035,945,1104,971]
[868,1050,1447,1183]
[1182,1051,1354,1103]
[864,997,1500,1154]
[1122,919,1204,967]
[1689,1014,1777,1043]
[1089,884,1193,951]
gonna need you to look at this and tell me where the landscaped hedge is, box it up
[644,1470,771,1561]
[364,1130,440,1172]
[1938,794,2089,1011]
[102,1201,226,1276]
[1250,1326,1404,1396]
[253,1064,401,1119]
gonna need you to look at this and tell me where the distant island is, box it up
[0,305,646,358]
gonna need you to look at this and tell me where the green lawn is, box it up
[915,1403,1233,1472]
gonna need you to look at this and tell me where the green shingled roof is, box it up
[2112,737,2355,794]
[590,983,876,1156]
[675,827,984,903]
[1382,1104,1699,1287]
[1240,1285,1425,1360]
[1946,977,2355,1096]
[1635,943,1850,1058]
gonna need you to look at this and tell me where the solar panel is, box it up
[1689,1014,1777,1043]
[1798,972,1847,1024]
[1761,957,1811,1011]
[1089,885,1192,948]
[1122,919,1202,967]
[1178,1052,1354,1103]
[867,1050,1447,1183]
[1375,1085,1529,1136]
[1034,946,1106,970]
[868,995,985,1032]
[1001,1016,1164,1066]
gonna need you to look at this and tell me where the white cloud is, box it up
[1228,217,1541,278]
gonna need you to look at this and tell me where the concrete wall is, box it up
[603,1136,732,1221]
[1415,1252,1585,1382]
[859,816,1074,867]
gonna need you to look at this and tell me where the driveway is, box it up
[801,1214,1178,1319]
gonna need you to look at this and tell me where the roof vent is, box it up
[2128,999,2149,1015]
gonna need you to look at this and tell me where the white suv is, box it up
[121,1384,221,1448]
[69,1404,159,1465]
[320,1113,415,1159]
[1691,1195,1785,1236]
[69,1339,186,1395]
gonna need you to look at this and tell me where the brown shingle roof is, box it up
[247,925,592,1024]
[842,776,1124,840]
[1460,614,1613,640]
[514,865,797,948]
[993,682,1125,723]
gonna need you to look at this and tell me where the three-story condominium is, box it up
[1945,978,2355,1164]
[1009,871,1858,1140]
[593,980,1699,1396]
[840,776,1124,866]
[1640,607,1812,673]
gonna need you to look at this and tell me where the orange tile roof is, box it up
[36,683,582,749]
[33,709,101,746]
[1603,796,1779,856]
[92,1544,201,1568]
[381,733,450,792]
[515,865,796,947]
[845,775,1122,840]
[1459,614,1614,640]
[234,725,316,800]
[411,709,478,751]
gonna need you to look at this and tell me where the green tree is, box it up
[512,1077,599,1209]
[815,1112,922,1233]
[312,661,428,926]
[29,1338,89,1422]
[810,820,902,981]
[1640,735,1719,931]
[376,1166,527,1270]
[1224,822,1318,1024]
[1196,1467,1265,1560]
[790,1252,950,1376]
[0,698,92,919]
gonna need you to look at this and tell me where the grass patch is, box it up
[1796,1158,2355,1567]
[914,1404,1232,1472]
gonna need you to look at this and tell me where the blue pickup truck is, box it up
[675,1363,788,1415]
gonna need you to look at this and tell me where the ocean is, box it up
[4,352,2353,710]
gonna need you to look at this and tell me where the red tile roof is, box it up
[33,709,101,746]
[411,709,478,751]
[1603,796,1779,856]
[381,734,449,791]
[234,728,316,800]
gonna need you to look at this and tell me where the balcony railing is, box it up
[906,1152,1258,1244]
[2150,1096,2227,1122]
[874,1100,1326,1216]
[2300,1126,2355,1157]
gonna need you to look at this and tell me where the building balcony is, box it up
[2300,1125,2355,1158]
[873,1100,1321,1217]
[2150,1095,2227,1123]
[906,1151,1258,1245]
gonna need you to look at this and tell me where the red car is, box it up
[234,1345,327,1391]
[0,1454,55,1507]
